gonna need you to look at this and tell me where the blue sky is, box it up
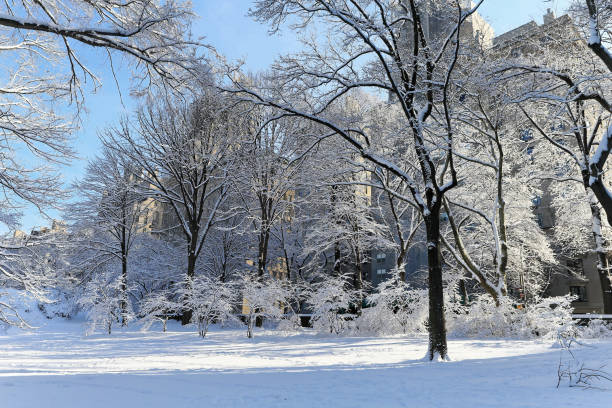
[16,0,573,233]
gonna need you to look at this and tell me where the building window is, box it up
[376,268,386,275]
[520,129,534,142]
[376,253,386,263]
[554,138,566,146]
[536,213,544,228]
[569,286,588,302]
[551,123,566,132]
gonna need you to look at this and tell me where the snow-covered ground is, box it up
[1,317,611,408]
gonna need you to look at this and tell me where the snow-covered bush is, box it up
[522,296,576,338]
[241,275,288,338]
[78,269,133,335]
[178,275,238,337]
[38,288,80,320]
[357,271,427,335]
[447,294,575,339]
[577,319,612,339]
[275,278,312,331]
[308,274,357,335]
[139,289,180,333]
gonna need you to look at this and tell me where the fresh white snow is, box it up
[0,316,611,408]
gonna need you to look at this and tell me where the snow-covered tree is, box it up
[362,269,427,335]
[235,0,487,360]
[0,221,74,327]
[288,108,393,311]
[438,59,557,305]
[241,274,288,338]
[200,215,246,283]
[494,8,612,312]
[67,143,149,326]
[128,234,184,303]
[139,289,180,333]
[78,265,132,335]
[308,273,358,335]
[303,178,385,311]
[178,275,237,338]
[0,0,203,328]
[236,106,313,280]
[106,86,243,323]
[0,0,204,229]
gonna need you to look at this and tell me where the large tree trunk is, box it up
[588,172,612,228]
[587,192,612,314]
[424,210,448,361]
[257,226,270,278]
[120,223,128,327]
[330,185,343,277]
[458,278,469,306]
[352,244,363,315]
[387,190,408,282]
[120,249,128,326]
[181,241,198,325]
[256,213,271,328]
[495,153,509,295]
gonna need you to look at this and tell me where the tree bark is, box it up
[120,250,128,326]
[587,192,612,313]
[588,170,612,227]
[257,226,270,278]
[256,206,271,328]
[352,243,363,314]
[424,210,448,361]
[459,278,469,306]
[181,244,198,325]
[120,221,128,327]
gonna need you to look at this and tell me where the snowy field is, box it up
[0,317,611,408]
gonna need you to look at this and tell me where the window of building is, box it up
[551,123,566,132]
[536,212,544,228]
[520,129,534,142]
[376,253,386,263]
[554,138,566,146]
[569,286,588,302]
[536,212,553,229]
[376,268,386,275]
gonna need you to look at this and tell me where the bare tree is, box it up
[0,230,67,328]
[0,0,204,224]
[231,0,485,360]
[301,132,392,313]
[67,144,149,326]
[0,0,203,327]
[494,4,612,312]
[107,88,241,324]
[438,58,557,306]
[235,106,313,280]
